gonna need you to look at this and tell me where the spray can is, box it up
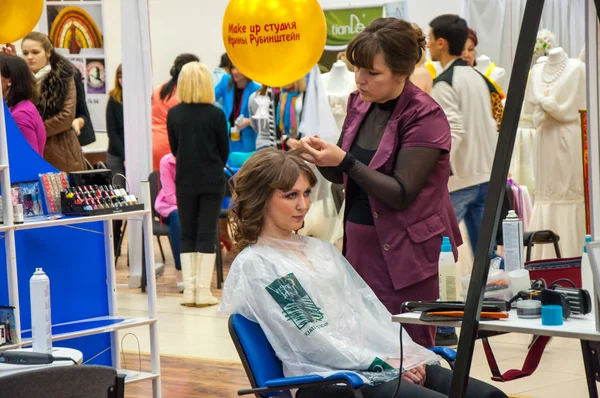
[439,237,457,301]
[30,268,52,354]
[503,210,524,272]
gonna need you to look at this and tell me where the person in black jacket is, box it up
[106,64,125,255]
[73,68,96,147]
[167,62,229,308]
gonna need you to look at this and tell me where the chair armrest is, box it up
[264,372,364,389]
[429,346,457,361]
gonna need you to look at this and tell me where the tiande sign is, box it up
[324,6,383,50]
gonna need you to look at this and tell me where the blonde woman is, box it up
[167,62,229,307]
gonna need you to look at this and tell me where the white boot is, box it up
[180,253,196,307]
[195,252,219,307]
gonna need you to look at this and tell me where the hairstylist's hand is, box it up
[1,44,16,56]
[300,136,346,167]
[285,138,302,150]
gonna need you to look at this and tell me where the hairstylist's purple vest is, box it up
[341,82,462,291]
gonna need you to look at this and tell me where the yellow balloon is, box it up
[0,0,44,44]
[222,0,326,87]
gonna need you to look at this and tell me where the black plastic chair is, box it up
[148,170,170,263]
[215,166,236,289]
[0,365,125,398]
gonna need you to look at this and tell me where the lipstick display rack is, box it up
[61,184,144,216]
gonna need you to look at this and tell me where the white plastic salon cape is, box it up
[219,236,439,385]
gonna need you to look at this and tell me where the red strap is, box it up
[482,335,551,382]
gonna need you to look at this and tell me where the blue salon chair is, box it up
[229,314,456,397]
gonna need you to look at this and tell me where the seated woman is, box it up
[154,153,183,292]
[220,149,506,398]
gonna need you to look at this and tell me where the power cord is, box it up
[82,347,112,365]
[549,278,577,289]
[52,356,79,366]
[392,323,404,398]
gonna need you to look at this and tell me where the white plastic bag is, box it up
[219,235,439,385]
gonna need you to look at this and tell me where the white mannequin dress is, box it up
[321,61,357,134]
[475,55,508,94]
[524,51,587,259]
[296,66,340,243]
[318,61,357,248]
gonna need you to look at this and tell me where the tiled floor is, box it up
[115,238,598,397]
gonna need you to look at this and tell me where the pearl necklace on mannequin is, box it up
[542,48,568,84]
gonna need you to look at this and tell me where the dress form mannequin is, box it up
[524,47,587,259]
[475,54,507,94]
[321,61,357,133]
[322,60,355,94]
[536,56,548,64]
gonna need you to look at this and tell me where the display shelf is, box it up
[0,224,12,233]
[119,369,161,384]
[0,343,21,352]
[0,164,8,171]
[14,209,149,231]
[19,316,157,344]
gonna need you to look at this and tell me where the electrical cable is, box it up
[392,323,404,398]
[82,347,112,365]
[531,278,547,290]
[120,333,142,374]
[52,356,79,366]
[549,278,577,289]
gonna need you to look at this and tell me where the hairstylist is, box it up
[20,32,86,172]
[214,61,260,153]
[300,18,461,348]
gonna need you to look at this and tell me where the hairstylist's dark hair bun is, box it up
[412,25,427,64]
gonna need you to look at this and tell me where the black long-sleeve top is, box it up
[319,98,441,221]
[167,103,229,194]
[106,96,125,159]
[74,69,96,146]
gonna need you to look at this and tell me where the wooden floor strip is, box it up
[124,353,248,398]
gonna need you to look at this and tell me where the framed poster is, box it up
[39,0,108,133]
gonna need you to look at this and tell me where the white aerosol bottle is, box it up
[439,237,457,301]
[503,210,524,272]
[30,268,52,354]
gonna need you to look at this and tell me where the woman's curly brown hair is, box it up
[229,148,317,253]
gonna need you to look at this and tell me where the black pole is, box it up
[449,1,545,396]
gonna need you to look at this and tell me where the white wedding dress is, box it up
[525,57,587,259]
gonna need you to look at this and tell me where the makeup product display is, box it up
[13,204,23,224]
[39,172,70,215]
[61,184,144,216]
[11,182,44,220]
